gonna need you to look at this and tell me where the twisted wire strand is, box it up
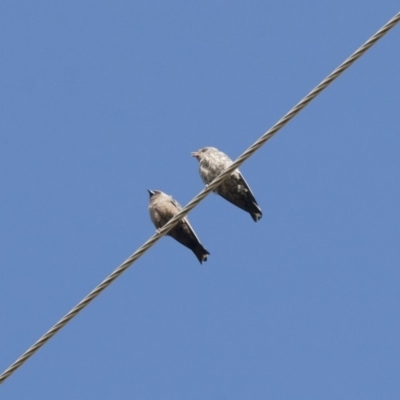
[1,11,399,385]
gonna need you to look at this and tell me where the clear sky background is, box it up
[1,2,400,399]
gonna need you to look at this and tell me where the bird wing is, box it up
[235,170,258,203]
[169,197,182,211]
[182,217,202,244]
[216,168,261,219]
[167,197,201,242]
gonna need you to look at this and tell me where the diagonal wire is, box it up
[1,11,399,385]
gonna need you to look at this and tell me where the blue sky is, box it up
[1,2,400,399]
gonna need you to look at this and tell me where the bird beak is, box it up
[191,151,199,159]
[147,189,155,197]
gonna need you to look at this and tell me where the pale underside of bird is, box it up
[147,190,210,264]
[191,146,262,222]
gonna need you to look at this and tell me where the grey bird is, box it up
[191,147,262,222]
[147,190,210,264]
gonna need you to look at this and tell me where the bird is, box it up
[147,190,210,264]
[191,147,262,222]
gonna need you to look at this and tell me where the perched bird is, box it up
[147,190,210,264]
[191,147,262,222]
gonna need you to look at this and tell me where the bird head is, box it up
[147,189,162,198]
[191,147,214,161]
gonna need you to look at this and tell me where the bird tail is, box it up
[193,244,210,264]
[250,202,263,222]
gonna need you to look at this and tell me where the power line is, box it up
[1,11,399,385]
